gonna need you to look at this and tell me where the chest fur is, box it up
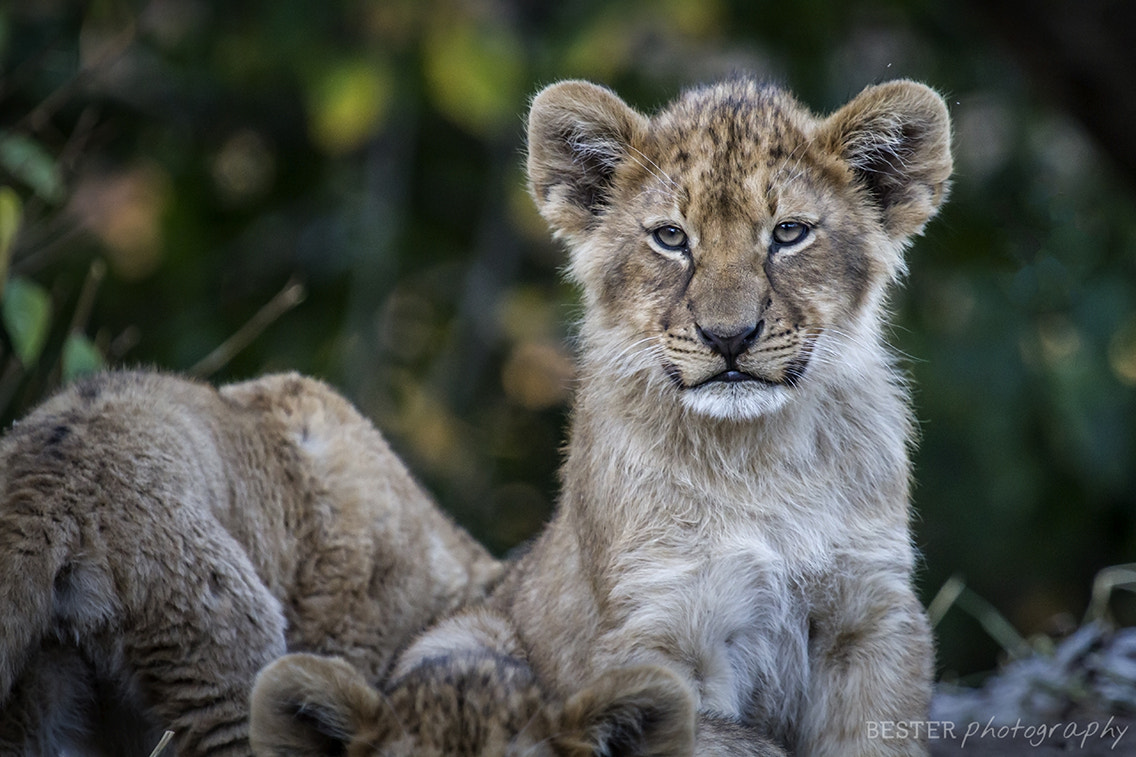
[594,523,821,732]
[554,374,912,728]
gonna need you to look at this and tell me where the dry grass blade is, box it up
[1086,563,1136,624]
[189,277,307,378]
[148,731,175,757]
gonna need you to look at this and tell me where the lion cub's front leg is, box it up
[802,566,933,757]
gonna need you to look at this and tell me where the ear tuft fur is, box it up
[824,80,953,241]
[249,653,380,757]
[526,80,648,241]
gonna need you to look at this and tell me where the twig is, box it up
[955,587,1032,660]
[44,258,108,389]
[15,20,137,135]
[67,258,106,337]
[147,730,175,757]
[927,574,966,628]
[54,105,102,178]
[189,278,307,378]
[1086,563,1136,625]
[927,573,1032,660]
[11,220,87,277]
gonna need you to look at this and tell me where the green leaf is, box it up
[423,23,524,136]
[0,185,20,289]
[2,276,52,366]
[0,133,64,204]
[62,332,104,384]
[305,58,393,154]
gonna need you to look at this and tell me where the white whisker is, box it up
[772,134,819,191]
[512,728,557,757]
[627,144,682,193]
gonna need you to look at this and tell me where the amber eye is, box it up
[772,221,809,247]
[652,225,689,251]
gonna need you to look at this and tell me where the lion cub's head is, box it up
[527,78,951,420]
[250,652,694,757]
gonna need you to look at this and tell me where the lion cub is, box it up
[252,605,785,757]
[486,77,952,756]
[0,371,502,756]
[249,608,698,757]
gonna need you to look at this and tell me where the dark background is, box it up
[2,0,1134,683]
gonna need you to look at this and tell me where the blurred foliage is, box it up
[1,0,1134,679]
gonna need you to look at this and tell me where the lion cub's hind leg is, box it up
[0,372,287,757]
[0,641,159,756]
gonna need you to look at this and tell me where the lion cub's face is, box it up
[250,653,694,757]
[527,78,951,420]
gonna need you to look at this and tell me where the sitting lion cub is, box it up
[0,371,502,756]
[484,77,952,756]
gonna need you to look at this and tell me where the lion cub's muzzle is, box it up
[695,320,765,384]
[667,316,814,394]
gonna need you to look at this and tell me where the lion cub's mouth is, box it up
[705,370,762,385]
[690,355,811,390]
[690,369,777,389]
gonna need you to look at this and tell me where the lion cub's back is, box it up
[2,369,501,679]
[0,370,257,528]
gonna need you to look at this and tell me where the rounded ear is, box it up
[526,80,648,242]
[822,80,953,241]
[249,653,381,757]
[555,665,696,757]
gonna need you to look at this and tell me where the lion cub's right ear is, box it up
[526,80,648,243]
[555,665,696,757]
[249,653,383,757]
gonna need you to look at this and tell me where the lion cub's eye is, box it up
[772,221,809,247]
[652,225,689,252]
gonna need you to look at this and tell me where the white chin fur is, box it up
[679,381,790,421]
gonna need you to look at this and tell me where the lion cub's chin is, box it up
[680,381,791,421]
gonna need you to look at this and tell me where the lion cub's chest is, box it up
[600,525,816,729]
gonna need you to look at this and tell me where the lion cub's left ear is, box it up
[822,80,953,241]
[249,653,383,756]
[555,665,696,757]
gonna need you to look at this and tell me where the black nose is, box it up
[696,321,764,364]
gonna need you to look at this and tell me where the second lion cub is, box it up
[0,371,501,756]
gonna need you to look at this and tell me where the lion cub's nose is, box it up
[696,321,764,363]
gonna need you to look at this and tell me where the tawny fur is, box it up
[0,370,502,756]
[485,77,952,756]
[249,608,704,757]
